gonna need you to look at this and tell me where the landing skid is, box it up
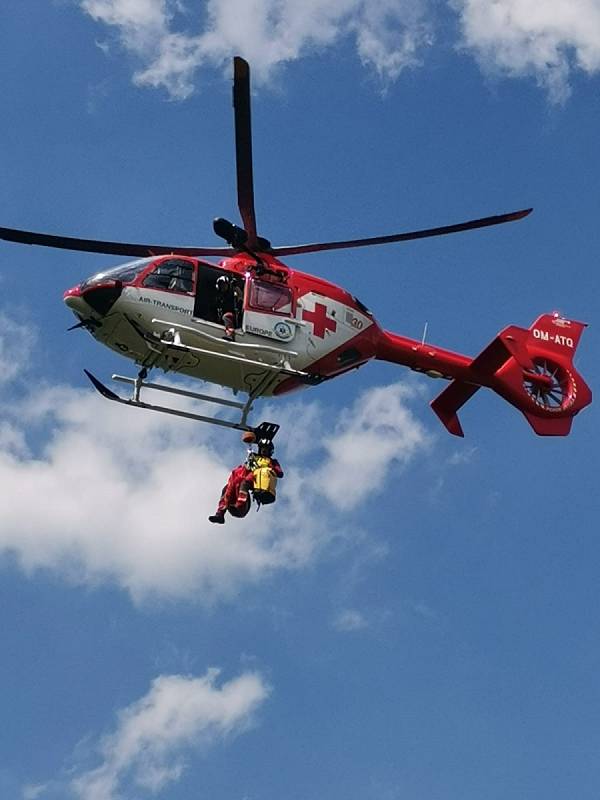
[84,369,279,439]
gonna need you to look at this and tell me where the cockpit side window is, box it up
[248,280,293,315]
[143,259,194,294]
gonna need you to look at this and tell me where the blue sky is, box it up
[0,2,599,799]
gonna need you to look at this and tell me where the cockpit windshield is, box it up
[80,257,154,290]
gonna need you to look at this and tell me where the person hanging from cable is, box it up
[208,431,283,524]
[248,436,284,506]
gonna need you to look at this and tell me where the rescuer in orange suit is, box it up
[209,432,283,524]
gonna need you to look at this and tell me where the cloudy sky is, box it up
[1,2,599,798]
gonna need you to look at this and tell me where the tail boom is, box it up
[376,313,592,437]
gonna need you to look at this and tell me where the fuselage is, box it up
[64,252,383,397]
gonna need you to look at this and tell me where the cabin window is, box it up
[249,280,293,316]
[143,259,194,293]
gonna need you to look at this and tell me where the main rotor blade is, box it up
[0,226,233,258]
[233,56,258,248]
[270,208,533,257]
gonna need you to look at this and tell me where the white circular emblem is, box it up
[274,321,293,340]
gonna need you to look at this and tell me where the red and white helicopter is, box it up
[0,57,592,442]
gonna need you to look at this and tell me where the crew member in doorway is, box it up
[215,274,242,341]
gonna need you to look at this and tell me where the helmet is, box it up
[242,431,256,444]
[257,439,274,457]
[216,275,230,292]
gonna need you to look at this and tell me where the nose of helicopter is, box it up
[64,280,123,317]
[64,284,89,314]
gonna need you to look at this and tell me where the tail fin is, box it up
[431,313,592,437]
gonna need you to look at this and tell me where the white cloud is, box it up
[78,0,434,98]
[0,311,36,384]
[446,444,477,466]
[0,314,429,603]
[453,0,600,102]
[22,785,48,800]
[35,668,269,800]
[82,0,171,47]
[332,608,368,631]
[313,382,430,510]
[77,0,600,102]
[0,384,262,601]
[352,0,433,80]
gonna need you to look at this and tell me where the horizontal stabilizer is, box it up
[431,380,480,437]
[522,411,573,437]
[470,325,534,374]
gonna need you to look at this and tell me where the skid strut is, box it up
[84,369,279,438]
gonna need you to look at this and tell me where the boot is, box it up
[208,512,225,524]
[222,312,236,341]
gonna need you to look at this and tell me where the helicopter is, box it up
[0,57,592,442]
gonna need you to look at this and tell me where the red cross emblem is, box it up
[302,302,337,339]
